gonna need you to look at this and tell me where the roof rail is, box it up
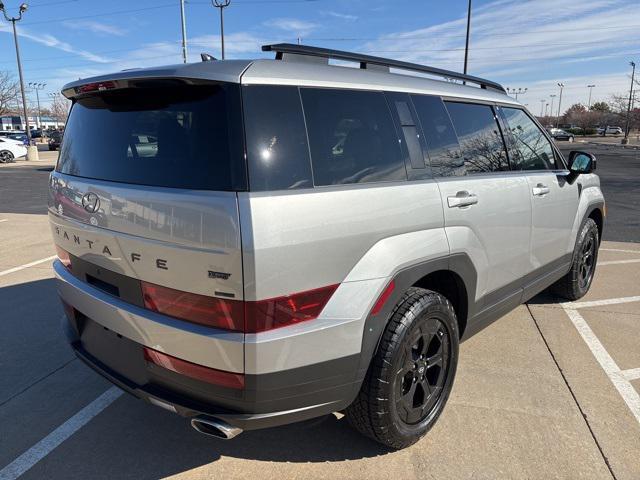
[262,43,506,93]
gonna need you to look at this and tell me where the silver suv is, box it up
[49,44,604,449]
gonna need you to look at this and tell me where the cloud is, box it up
[63,20,127,37]
[263,18,318,36]
[322,11,358,21]
[0,24,111,63]
[360,0,640,79]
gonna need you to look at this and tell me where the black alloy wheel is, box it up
[578,229,597,290]
[395,317,450,425]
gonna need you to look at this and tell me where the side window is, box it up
[410,95,464,177]
[300,88,406,186]
[444,102,510,173]
[501,107,556,170]
[242,85,313,191]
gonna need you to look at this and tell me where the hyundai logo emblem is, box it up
[81,192,100,213]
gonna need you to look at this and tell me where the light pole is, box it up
[623,61,635,144]
[0,1,37,160]
[28,82,45,130]
[545,103,550,117]
[556,82,565,127]
[549,94,556,122]
[587,84,596,109]
[463,0,471,75]
[506,87,527,100]
[212,0,231,60]
[179,0,188,63]
[539,99,545,116]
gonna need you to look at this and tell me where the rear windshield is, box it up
[57,83,246,191]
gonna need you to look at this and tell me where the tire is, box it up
[346,287,459,449]
[49,146,56,151]
[0,150,14,163]
[551,218,599,300]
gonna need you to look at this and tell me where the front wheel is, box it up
[551,218,599,300]
[0,150,14,163]
[346,287,459,449]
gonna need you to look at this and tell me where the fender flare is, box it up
[353,253,477,384]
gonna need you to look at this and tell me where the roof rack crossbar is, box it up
[262,43,506,93]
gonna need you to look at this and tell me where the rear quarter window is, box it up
[300,88,407,186]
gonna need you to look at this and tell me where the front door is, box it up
[499,107,580,275]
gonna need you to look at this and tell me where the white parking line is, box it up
[0,219,8,223]
[0,387,123,480]
[563,295,640,310]
[563,306,640,426]
[600,248,640,254]
[620,368,640,381]
[0,256,56,278]
[598,259,640,266]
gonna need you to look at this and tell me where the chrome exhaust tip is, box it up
[190,416,243,440]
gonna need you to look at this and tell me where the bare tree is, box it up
[0,71,20,116]
[50,94,70,125]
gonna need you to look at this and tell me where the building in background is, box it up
[0,115,63,130]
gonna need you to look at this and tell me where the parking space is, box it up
[1,147,639,479]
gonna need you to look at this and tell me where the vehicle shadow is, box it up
[0,278,390,479]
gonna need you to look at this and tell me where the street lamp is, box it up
[587,84,596,109]
[549,94,556,121]
[0,1,37,160]
[556,82,565,127]
[28,82,45,130]
[623,61,635,144]
[212,0,231,60]
[463,0,471,75]
[506,87,527,100]
[539,99,546,116]
[179,0,188,63]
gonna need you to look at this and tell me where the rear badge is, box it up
[208,271,231,280]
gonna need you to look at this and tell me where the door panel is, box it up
[525,172,579,270]
[439,175,531,302]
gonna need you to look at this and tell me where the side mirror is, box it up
[566,151,596,184]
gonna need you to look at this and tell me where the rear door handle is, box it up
[447,191,478,208]
[532,184,550,196]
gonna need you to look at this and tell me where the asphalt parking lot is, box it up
[1,144,639,479]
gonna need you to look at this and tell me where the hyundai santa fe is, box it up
[49,44,604,449]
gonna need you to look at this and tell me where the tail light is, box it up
[55,245,71,270]
[244,284,339,333]
[76,81,117,94]
[141,281,338,333]
[144,347,244,389]
[141,282,244,331]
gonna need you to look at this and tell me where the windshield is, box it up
[56,82,245,191]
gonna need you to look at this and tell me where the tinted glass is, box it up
[243,85,312,191]
[501,107,556,170]
[445,102,509,173]
[300,88,406,186]
[411,95,463,176]
[57,84,245,190]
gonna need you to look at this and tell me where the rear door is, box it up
[499,106,579,275]
[50,81,246,302]
[412,95,532,308]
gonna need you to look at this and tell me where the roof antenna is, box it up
[201,53,217,62]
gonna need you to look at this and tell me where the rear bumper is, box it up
[55,260,361,430]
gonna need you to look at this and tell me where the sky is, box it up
[0,0,638,115]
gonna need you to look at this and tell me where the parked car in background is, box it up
[597,126,623,135]
[30,129,43,139]
[547,128,575,142]
[8,133,28,145]
[49,130,63,150]
[0,137,27,162]
[0,130,25,138]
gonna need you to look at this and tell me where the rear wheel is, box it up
[551,218,599,300]
[0,150,14,163]
[346,287,459,449]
